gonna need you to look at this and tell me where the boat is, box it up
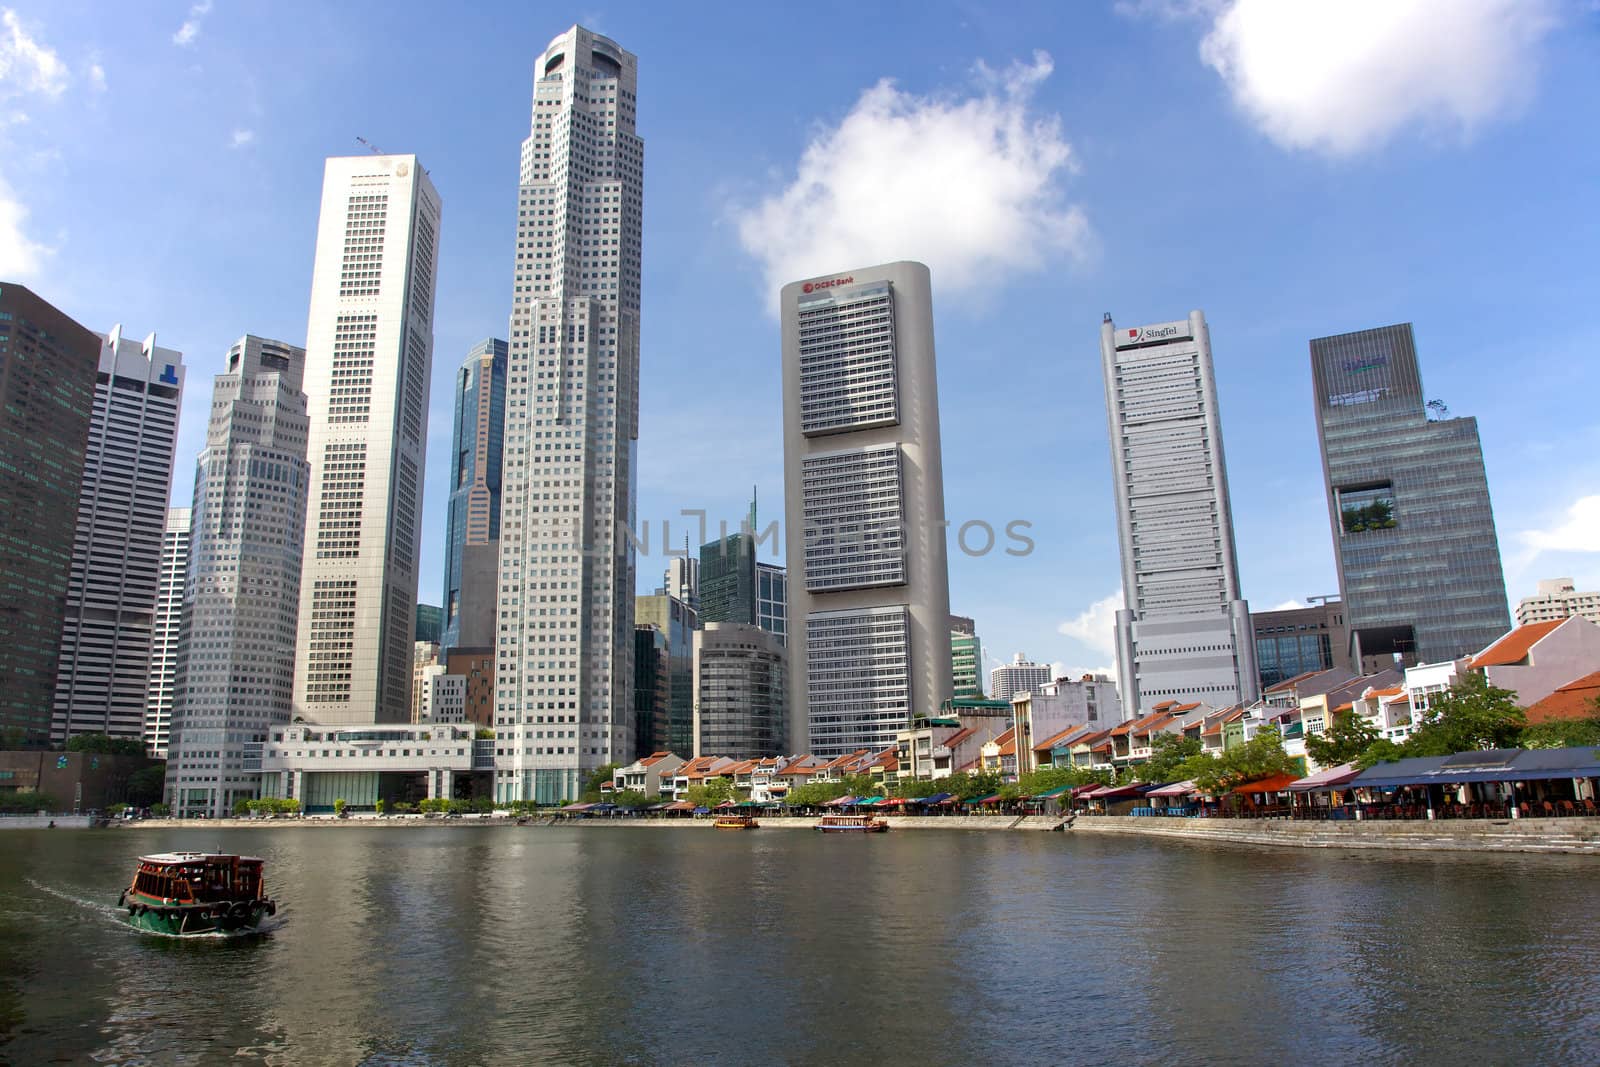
[713,814,759,830]
[118,852,276,935]
[815,814,889,833]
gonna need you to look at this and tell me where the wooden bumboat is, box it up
[815,814,889,833]
[119,852,276,935]
[712,814,759,830]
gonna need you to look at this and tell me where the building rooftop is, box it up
[1523,669,1600,724]
[1469,619,1566,669]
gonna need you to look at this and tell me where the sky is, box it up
[1,0,1597,683]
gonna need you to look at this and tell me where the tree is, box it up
[374,798,388,815]
[685,776,741,808]
[1521,716,1600,749]
[1305,709,1380,767]
[150,803,171,817]
[1405,673,1525,755]
[333,798,348,817]
[611,789,651,809]
[125,764,166,807]
[942,770,1002,800]
[66,733,147,757]
[1355,738,1406,769]
[1192,730,1296,794]
[0,790,56,813]
[581,763,619,802]
[232,798,251,817]
[1140,734,1203,783]
[889,778,940,799]
[785,781,849,807]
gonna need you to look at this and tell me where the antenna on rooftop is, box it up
[356,136,385,155]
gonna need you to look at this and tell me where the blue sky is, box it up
[2,0,1597,681]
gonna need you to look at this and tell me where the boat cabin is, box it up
[131,853,264,904]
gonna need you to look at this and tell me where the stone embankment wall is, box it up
[1069,815,1600,855]
[0,815,95,829]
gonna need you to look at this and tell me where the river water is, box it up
[2,825,1597,1065]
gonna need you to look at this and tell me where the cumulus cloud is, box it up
[0,9,69,98]
[1519,495,1600,556]
[1270,599,1305,611]
[0,173,50,276]
[1050,660,1118,682]
[734,52,1088,311]
[1057,590,1122,661]
[173,0,213,47]
[1127,0,1559,155]
[229,128,255,149]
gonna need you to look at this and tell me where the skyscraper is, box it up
[692,623,787,758]
[144,507,190,758]
[664,556,699,613]
[496,26,644,804]
[1311,323,1509,664]
[442,338,506,655]
[167,335,309,818]
[699,499,787,644]
[635,593,696,758]
[1099,311,1259,715]
[52,326,185,743]
[292,154,441,726]
[949,615,983,697]
[782,261,953,759]
[0,284,101,747]
[990,653,1051,703]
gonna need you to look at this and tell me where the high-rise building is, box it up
[1311,323,1509,664]
[990,653,1052,703]
[412,641,441,723]
[756,562,787,644]
[1099,311,1259,715]
[445,648,496,730]
[635,593,696,757]
[144,507,191,758]
[1517,578,1600,628]
[950,615,983,697]
[53,326,185,743]
[415,605,443,644]
[0,284,101,748]
[1251,598,1352,691]
[665,557,699,613]
[496,26,644,804]
[166,335,309,818]
[692,623,787,758]
[632,625,668,757]
[442,338,506,655]
[292,154,441,727]
[782,261,953,759]
[698,512,788,645]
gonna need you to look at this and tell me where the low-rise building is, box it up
[612,751,686,798]
[259,721,490,813]
[1010,674,1121,775]
[1468,617,1600,708]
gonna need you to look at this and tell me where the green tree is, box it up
[1355,738,1406,769]
[942,770,1002,800]
[333,798,348,816]
[1305,709,1380,766]
[784,780,851,807]
[1520,716,1600,749]
[611,789,651,808]
[1192,729,1296,794]
[65,733,147,757]
[374,798,388,815]
[0,790,56,813]
[150,802,171,817]
[125,764,166,807]
[232,798,251,817]
[1405,672,1525,755]
[1140,734,1204,783]
[686,776,742,808]
[889,778,940,799]
[581,763,619,802]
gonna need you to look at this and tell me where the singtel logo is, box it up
[1128,324,1182,344]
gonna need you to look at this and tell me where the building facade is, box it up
[1251,598,1351,691]
[950,615,983,697]
[633,624,668,758]
[1099,310,1259,715]
[445,648,496,730]
[990,653,1051,703]
[292,154,441,727]
[53,326,185,743]
[415,605,443,644]
[665,556,698,613]
[1311,323,1509,664]
[782,261,953,759]
[260,721,490,812]
[0,284,101,748]
[411,641,441,723]
[636,593,696,757]
[1516,578,1600,628]
[692,622,787,758]
[144,507,190,758]
[442,337,506,655]
[698,526,788,645]
[495,26,645,804]
[166,335,309,818]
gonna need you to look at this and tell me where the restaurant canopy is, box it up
[1146,780,1198,798]
[915,792,954,805]
[964,793,1002,805]
[1351,746,1600,790]
[823,795,856,807]
[1030,784,1074,800]
[1230,773,1300,796]
[1085,784,1149,800]
[1288,762,1361,792]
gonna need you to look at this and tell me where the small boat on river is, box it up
[119,852,276,935]
[713,814,759,830]
[816,814,889,833]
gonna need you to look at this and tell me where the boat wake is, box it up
[26,877,287,938]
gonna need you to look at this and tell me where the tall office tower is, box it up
[756,562,787,643]
[292,154,441,727]
[698,502,788,644]
[496,26,644,804]
[1310,323,1509,664]
[665,557,699,613]
[990,653,1051,703]
[415,606,443,644]
[144,507,191,757]
[692,623,787,758]
[1099,311,1259,716]
[442,338,506,655]
[781,261,953,759]
[52,326,185,743]
[633,624,668,757]
[950,615,983,697]
[0,284,100,747]
[636,593,696,756]
[167,335,308,818]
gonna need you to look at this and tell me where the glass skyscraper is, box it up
[441,338,506,654]
[1311,323,1510,664]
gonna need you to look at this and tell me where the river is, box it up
[2,826,1597,1065]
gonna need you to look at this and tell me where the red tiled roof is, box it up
[942,727,977,750]
[1365,686,1404,698]
[639,751,675,767]
[1470,619,1565,669]
[1033,724,1092,751]
[1524,669,1600,724]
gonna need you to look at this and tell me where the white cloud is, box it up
[88,61,105,92]
[1050,660,1118,682]
[1193,0,1560,155]
[734,52,1088,311]
[173,0,213,47]
[1519,495,1600,556]
[1270,599,1305,611]
[229,128,255,149]
[0,172,51,277]
[0,9,69,98]
[1057,590,1122,661]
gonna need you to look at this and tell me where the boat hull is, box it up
[124,899,273,936]
[713,818,759,830]
[815,821,889,833]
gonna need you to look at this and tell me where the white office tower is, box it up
[990,653,1052,703]
[51,327,185,743]
[665,556,699,612]
[781,261,953,759]
[292,155,441,727]
[495,26,644,804]
[167,336,309,818]
[1099,311,1259,715]
[143,507,191,757]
